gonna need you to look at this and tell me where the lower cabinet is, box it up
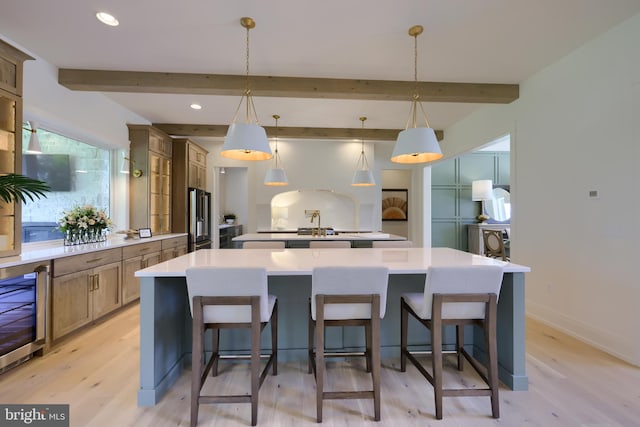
[51,254,122,341]
[50,236,187,342]
[161,236,188,261]
[122,241,162,304]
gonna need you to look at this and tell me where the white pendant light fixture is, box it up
[391,25,443,164]
[220,17,272,161]
[351,116,375,186]
[25,120,42,154]
[264,114,288,186]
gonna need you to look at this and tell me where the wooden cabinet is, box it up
[128,125,172,235]
[0,40,33,257]
[161,235,188,261]
[171,138,208,234]
[122,241,162,304]
[51,248,123,341]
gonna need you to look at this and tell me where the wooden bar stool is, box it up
[400,265,504,419]
[308,266,389,422]
[185,267,278,427]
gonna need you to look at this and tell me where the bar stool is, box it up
[400,265,504,419]
[308,266,389,422]
[372,240,413,248]
[308,240,351,248]
[243,241,286,249]
[185,267,278,427]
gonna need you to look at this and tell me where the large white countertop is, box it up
[0,233,187,268]
[136,247,530,277]
[233,232,406,241]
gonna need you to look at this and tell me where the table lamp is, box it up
[472,180,493,223]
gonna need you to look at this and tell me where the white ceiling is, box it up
[2,0,639,142]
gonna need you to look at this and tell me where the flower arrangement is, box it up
[58,204,113,245]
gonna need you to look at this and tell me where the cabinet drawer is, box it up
[122,241,162,258]
[53,248,122,277]
[162,236,187,250]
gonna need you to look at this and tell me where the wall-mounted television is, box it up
[22,154,71,191]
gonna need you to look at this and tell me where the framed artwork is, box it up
[139,228,152,238]
[381,189,408,221]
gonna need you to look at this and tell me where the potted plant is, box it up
[0,173,50,204]
[223,213,236,225]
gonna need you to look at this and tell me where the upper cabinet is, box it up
[128,125,173,235]
[0,40,33,257]
[171,138,208,233]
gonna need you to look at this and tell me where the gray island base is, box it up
[135,247,529,406]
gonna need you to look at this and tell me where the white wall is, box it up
[444,13,640,366]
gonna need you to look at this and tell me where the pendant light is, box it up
[391,25,443,164]
[264,114,288,186]
[220,17,272,161]
[351,116,375,186]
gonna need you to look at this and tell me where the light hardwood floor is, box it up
[1,303,639,426]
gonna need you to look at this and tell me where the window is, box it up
[20,124,110,243]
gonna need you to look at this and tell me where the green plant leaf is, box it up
[0,174,51,204]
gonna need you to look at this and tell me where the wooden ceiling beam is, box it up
[59,69,518,103]
[153,123,444,142]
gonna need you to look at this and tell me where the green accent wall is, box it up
[431,151,509,250]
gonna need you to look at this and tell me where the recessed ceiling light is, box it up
[96,12,119,26]
[190,103,202,110]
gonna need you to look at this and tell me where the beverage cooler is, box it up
[188,188,212,251]
[0,262,49,373]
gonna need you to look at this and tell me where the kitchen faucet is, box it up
[305,209,324,236]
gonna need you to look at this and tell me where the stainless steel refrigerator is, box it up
[188,188,211,251]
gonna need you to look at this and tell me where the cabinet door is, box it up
[52,270,92,340]
[122,256,144,305]
[92,261,122,319]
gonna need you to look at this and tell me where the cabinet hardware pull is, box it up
[95,275,99,290]
[86,257,102,264]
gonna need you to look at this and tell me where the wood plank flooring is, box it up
[0,303,639,426]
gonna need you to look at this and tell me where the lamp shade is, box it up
[26,120,42,154]
[221,123,272,161]
[264,167,288,186]
[472,180,494,201]
[391,127,442,163]
[352,169,375,186]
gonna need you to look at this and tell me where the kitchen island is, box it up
[135,247,530,406]
[233,231,407,248]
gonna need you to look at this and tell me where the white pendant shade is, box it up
[352,169,375,186]
[391,127,442,164]
[221,123,272,161]
[26,120,42,154]
[264,167,288,186]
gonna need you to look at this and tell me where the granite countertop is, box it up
[0,233,187,269]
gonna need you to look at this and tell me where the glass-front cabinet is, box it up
[128,125,172,235]
[0,40,33,257]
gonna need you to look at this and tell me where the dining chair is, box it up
[308,240,351,248]
[242,241,286,249]
[482,229,508,261]
[308,266,389,422]
[185,267,278,426]
[400,265,504,420]
[372,240,413,248]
